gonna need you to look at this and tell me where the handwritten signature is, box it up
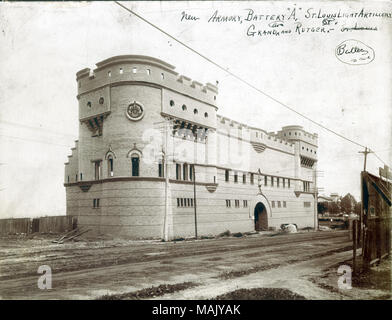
[335,40,375,65]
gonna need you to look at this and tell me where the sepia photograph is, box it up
[0,0,391,308]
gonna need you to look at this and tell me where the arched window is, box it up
[131,154,140,177]
[108,155,114,177]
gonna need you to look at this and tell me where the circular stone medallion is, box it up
[126,101,144,121]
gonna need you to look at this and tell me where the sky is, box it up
[0,1,391,218]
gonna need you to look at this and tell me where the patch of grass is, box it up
[215,287,306,300]
[97,282,198,300]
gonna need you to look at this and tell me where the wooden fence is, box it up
[0,216,77,235]
[361,171,391,267]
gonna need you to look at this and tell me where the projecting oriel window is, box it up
[131,154,139,177]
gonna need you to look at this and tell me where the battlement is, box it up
[216,115,295,154]
[276,125,318,146]
[76,55,218,107]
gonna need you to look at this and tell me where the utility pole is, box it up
[359,147,372,172]
[193,164,198,239]
[358,147,372,251]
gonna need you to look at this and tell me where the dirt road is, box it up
[0,231,357,299]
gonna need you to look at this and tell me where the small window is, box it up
[170,100,175,107]
[304,202,311,208]
[146,69,151,75]
[226,200,231,208]
[93,199,96,208]
[99,97,104,105]
[108,71,111,77]
[264,175,267,186]
[271,176,274,187]
[243,200,248,208]
[277,177,280,187]
[288,179,291,188]
[189,164,194,181]
[283,178,286,188]
[193,108,198,115]
[234,172,238,183]
[67,176,70,183]
[97,199,100,207]
[182,104,187,111]
[283,201,287,208]
[75,174,78,182]
[158,160,164,178]
[250,173,254,184]
[214,96,216,100]
[161,73,164,80]
[190,198,193,207]
[183,163,188,180]
[119,68,123,74]
[278,201,281,208]
[132,67,137,73]
[80,173,83,181]
[225,170,229,182]
[108,156,114,177]
[243,174,246,184]
[204,112,208,118]
[177,198,180,207]
[131,155,139,177]
[176,163,181,180]
[180,198,184,207]
[87,101,92,108]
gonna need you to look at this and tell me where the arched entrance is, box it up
[254,202,268,231]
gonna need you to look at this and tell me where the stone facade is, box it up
[64,55,319,239]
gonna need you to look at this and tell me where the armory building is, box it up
[64,55,318,239]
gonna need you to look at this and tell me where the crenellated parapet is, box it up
[76,55,218,108]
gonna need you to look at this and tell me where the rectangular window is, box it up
[76,174,78,182]
[67,176,70,183]
[250,173,254,184]
[119,68,123,74]
[189,165,194,181]
[243,174,246,184]
[225,170,229,182]
[190,198,193,207]
[183,164,188,180]
[304,202,311,208]
[272,201,275,208]
[288,179,291,188]
[283,178,286,188]
[180,198,184,207]
[176,164,181,180]
[177,198,180,207]
[187,198,190,207]
[271,176,274,187]
[235,200,240,208]
[94,161,101,180]
[283,201,287,208]
[226,200,231,208]
[277,178,280,187]
[264,175,267,186]
[93,199,96,208]
[278,201,281,208]
[243,200,248,208]
[146,69,151,75]
[234,172,238,183]
[158,162,164,177]
[131,156,139,177]
[97,199,100,207]
[132,67,137,73]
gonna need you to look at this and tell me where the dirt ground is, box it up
[0,230,390,300]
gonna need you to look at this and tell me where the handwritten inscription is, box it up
[179,7,390,39]
[335,40,375,65]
